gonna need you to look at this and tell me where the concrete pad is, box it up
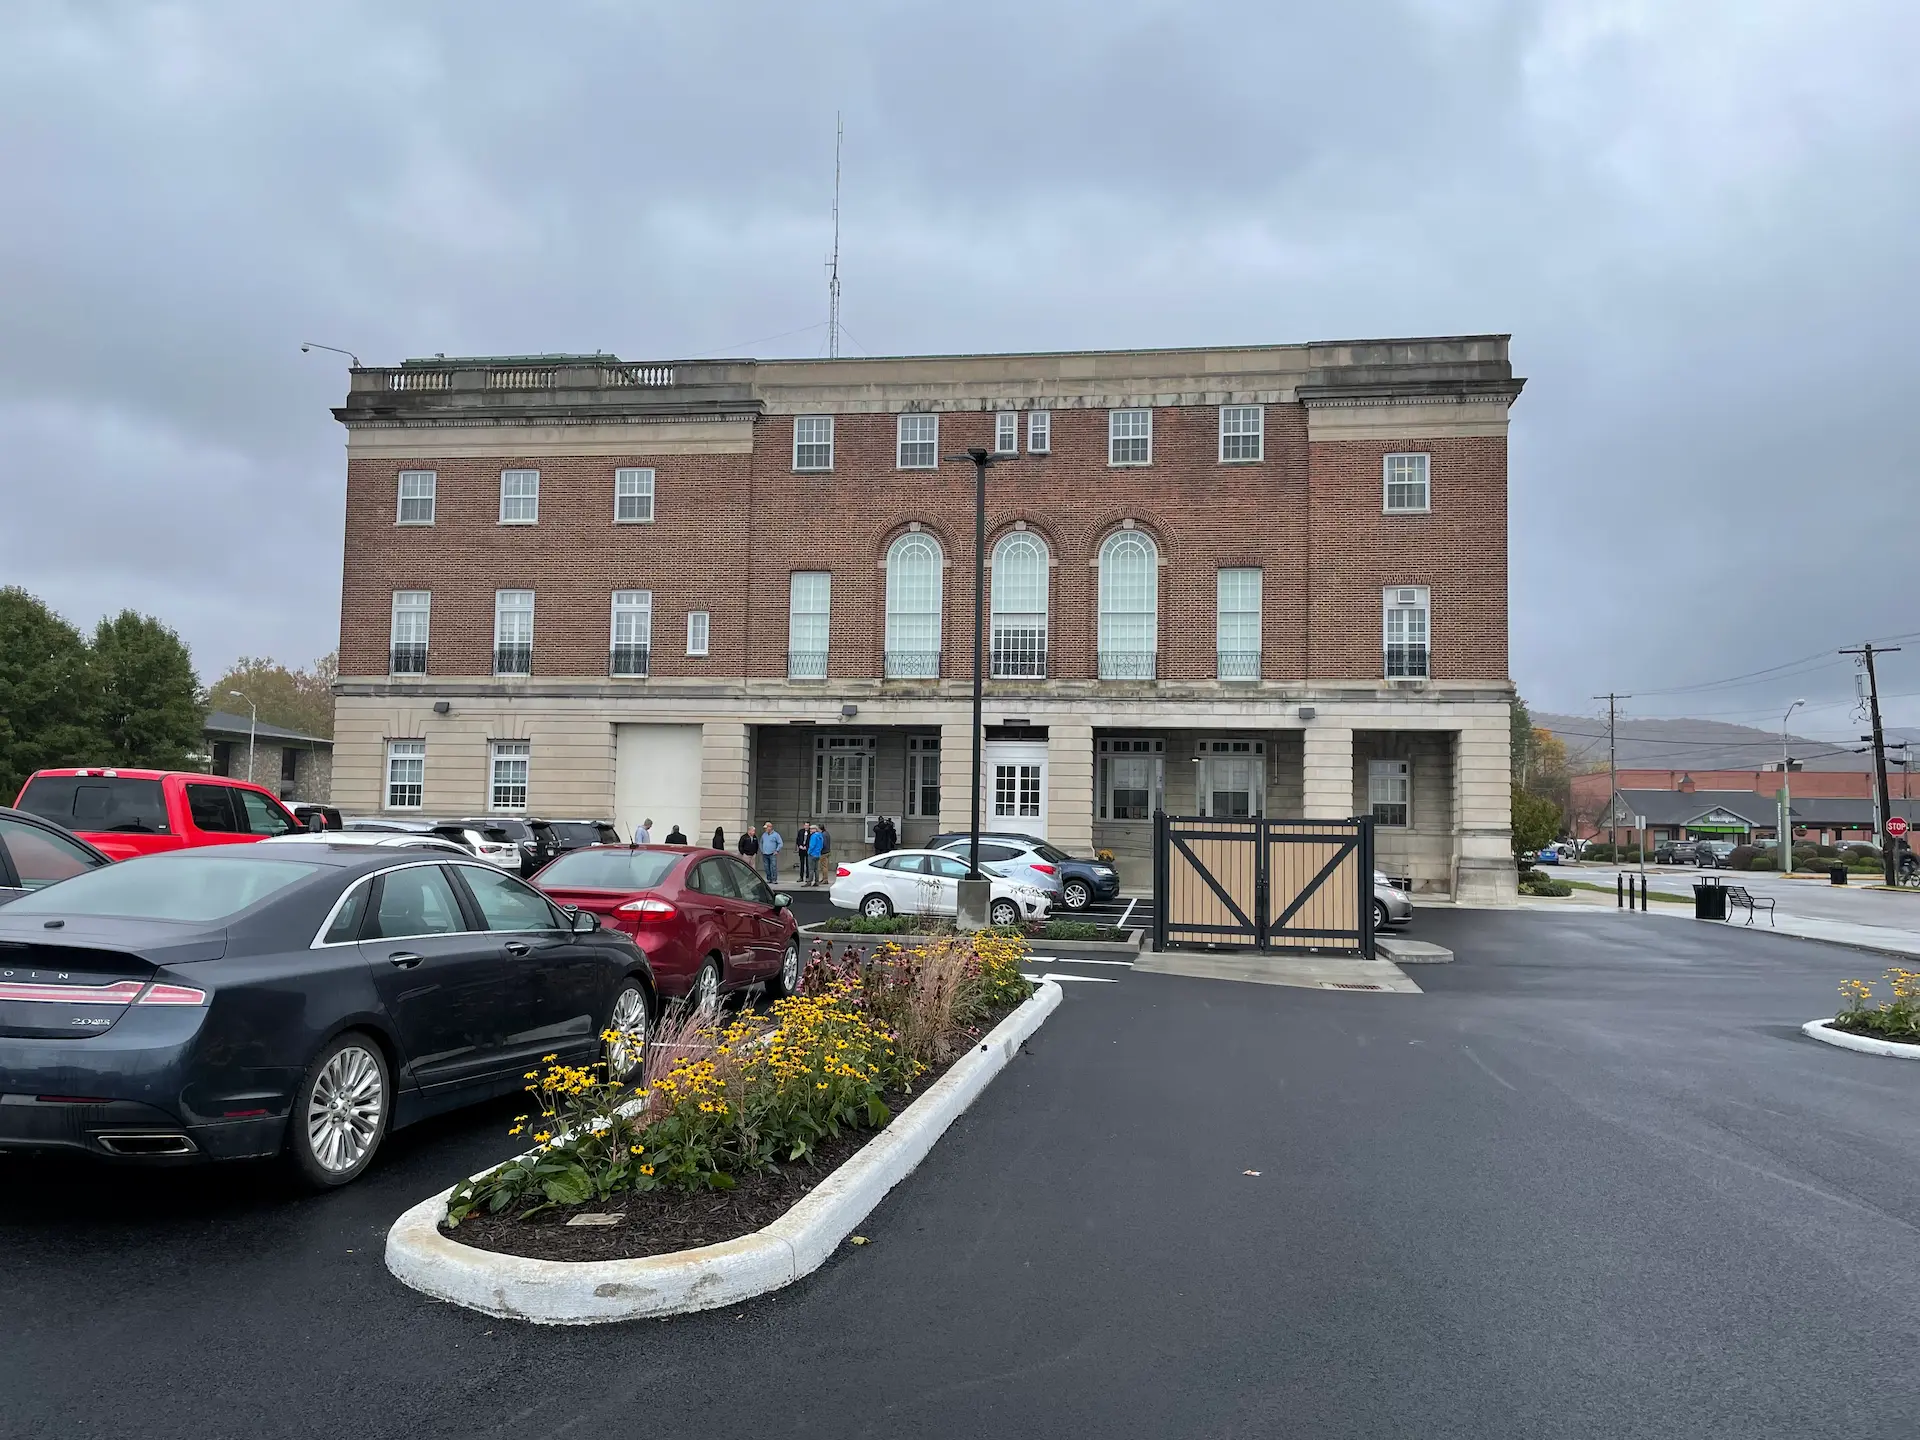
[1376,937,1453,964]
[1134,950,1420,993]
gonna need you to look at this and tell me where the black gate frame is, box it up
[1152,812,1375,957]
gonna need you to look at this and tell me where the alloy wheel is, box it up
[693,963,720,1017]
[306,1045,384,1174]
[861,895,892,919]
[605,986,649,1080]
[781,940,801,993]
[990,899,1019,927]
[1064,881,1091,910]
[1373,900,1390,929]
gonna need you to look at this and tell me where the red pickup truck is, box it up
[12,769,302,861]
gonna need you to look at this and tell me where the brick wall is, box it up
[340,405,1507,684]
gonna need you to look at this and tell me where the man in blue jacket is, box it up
[758,821,783,884]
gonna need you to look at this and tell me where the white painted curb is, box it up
[385,979,1063,1324]
[1800,1018,1920,1059]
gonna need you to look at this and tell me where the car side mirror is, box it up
[570,909,601,934]
[773,892,792,911]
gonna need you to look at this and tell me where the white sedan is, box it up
[829,849,1053,928]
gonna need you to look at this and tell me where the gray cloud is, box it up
[2,0,1915,744]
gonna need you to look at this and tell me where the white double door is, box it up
[982,740,1047,838]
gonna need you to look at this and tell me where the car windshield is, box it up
[16,775,169,834]
[537,848,680,890]
[3,853,320,921]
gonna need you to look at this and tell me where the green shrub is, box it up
[1833,968,1920,1043]
[812,915,941,935]
[1521,877,1573,897]
[1727,845,1759,871]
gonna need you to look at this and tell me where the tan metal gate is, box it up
[1153,813,1374,955]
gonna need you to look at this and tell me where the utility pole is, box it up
[826,113,842,358]
[1843,643,1900,885]
[1780,698,1804,874]
[1594,692,1631,859]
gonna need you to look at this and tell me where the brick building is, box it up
[329,336,1524,901]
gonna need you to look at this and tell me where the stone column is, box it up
[1047,720,1095,854]
[1301,725,1354,819]
[939,719,976,838]
[1453,715,1516,906]
[699,722,751,844]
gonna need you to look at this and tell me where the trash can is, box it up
[1693,881,1727,920]
[1830,865,1849,886]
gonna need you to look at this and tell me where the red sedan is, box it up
[534,845,800,1011]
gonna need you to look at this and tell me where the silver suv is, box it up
[933,836,1067,908]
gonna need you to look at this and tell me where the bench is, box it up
[1725,885,1775,926]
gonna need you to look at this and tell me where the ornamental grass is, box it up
[445,933,1035,1226]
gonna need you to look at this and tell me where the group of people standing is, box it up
[633,816,899,888]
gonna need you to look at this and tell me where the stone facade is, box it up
[329,337,1523,903]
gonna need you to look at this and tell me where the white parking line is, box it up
[1118,898,1137,928]
[1021,971,1119,984]
[1022,955,1134,967]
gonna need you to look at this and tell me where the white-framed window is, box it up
[788,572,831,679]
[499,469,539,523]
[994,762,1044,820]
[490,741,530,811]
[614,468,655,523]
[884,533,943,678]
[1196,738,1265,818]
[906,735,941,818]
[813,734,874,816]
[1098,530,1158,679]
[610,591,652,677]
[1216,568,1262,680]
[494,589,534,675]
[1384,586,1431,679]
[897,413,938,469]
[1369,759,1411,827]
[1098,737,1163,821]
[990,531,1049,678]
[686,610,710,657]
[1027,410,1051,454]
[396,471,436,525]
[386,739,424,810]
[389,590,430,675]
[1219,405,1264,463]
[1385,453,1430,513]
[794,415,834,471]
[994,412,1019,454]
[1108,409,1152,466]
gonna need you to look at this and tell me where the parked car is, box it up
[428,822,523,871]
[438,816,556,876]
[1530,847,1560,866]
[0,843,656,1185]
[926,830,1120,911]
[14,769,301,861]
[928,835,1065,908]
[1374,871,1413,928]
[0,806,113,904]
[262,831,468,856]
[1696,840,1737,867]
[286,804,343,832]
[541,819,624,854]
[829,849,1053,928]
[533,845,799,1009]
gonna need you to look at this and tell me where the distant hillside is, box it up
[1533,712,1916,773]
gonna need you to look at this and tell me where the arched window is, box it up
[990,532,1049,678]
[884,532,943,678]
[1098,531,1158,680]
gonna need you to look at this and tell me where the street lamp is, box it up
[299,342,362,366]
[942,443,1013,925]
[228,690,257,785]
[1780,698,1804,873]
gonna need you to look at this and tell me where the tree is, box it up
[0,588,100,797]
[207,652,337,738]
[1512,783,1562,861]
[91,611,203,771]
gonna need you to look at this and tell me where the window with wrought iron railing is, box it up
[1098,651,1158,681]
[610,643,650,677]
[494,644,532,676]
[788,650,828,680]
[390,643,428,676]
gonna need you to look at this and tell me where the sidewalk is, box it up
[1514,890,1920,961]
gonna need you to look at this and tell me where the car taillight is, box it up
[1031,863,1057,875]
[836,866,850,878]
[138,983,208,1006]
[615,898,678,923]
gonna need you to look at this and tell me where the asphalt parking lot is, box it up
[6,909,1920,1439]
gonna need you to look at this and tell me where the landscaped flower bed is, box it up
[1825,967,1920,1045]
[439,933,1035,1262]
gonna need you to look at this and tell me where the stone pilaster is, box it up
[1453,718,1516,906]
[699,722,751,843]
[1046,720,1095,854]
[1302,725,1354,819]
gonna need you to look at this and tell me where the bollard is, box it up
[1617,874,1624,908]
[1639,875,1648,911]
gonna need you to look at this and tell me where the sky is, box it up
[2,0,1916,748]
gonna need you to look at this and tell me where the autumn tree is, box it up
[92,611,203,771]
[207,652,337,738]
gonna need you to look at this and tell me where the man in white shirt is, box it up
[635,818,654,844]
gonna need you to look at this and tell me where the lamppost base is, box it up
[956,878,992,932]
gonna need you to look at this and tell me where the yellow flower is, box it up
[640,1163,655,1175]
[534,1131,552,1142]
[630,1144,645,1155]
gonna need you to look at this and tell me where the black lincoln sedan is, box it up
[0,843,657,1186]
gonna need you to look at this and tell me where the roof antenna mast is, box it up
[827,113,843,359]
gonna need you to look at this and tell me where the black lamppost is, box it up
[943,444,1011,914]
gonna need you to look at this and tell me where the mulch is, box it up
[440,1003,1018,1264]
[1823,1019,1920,1046]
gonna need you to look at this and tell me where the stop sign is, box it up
[1889,817,1909,839]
